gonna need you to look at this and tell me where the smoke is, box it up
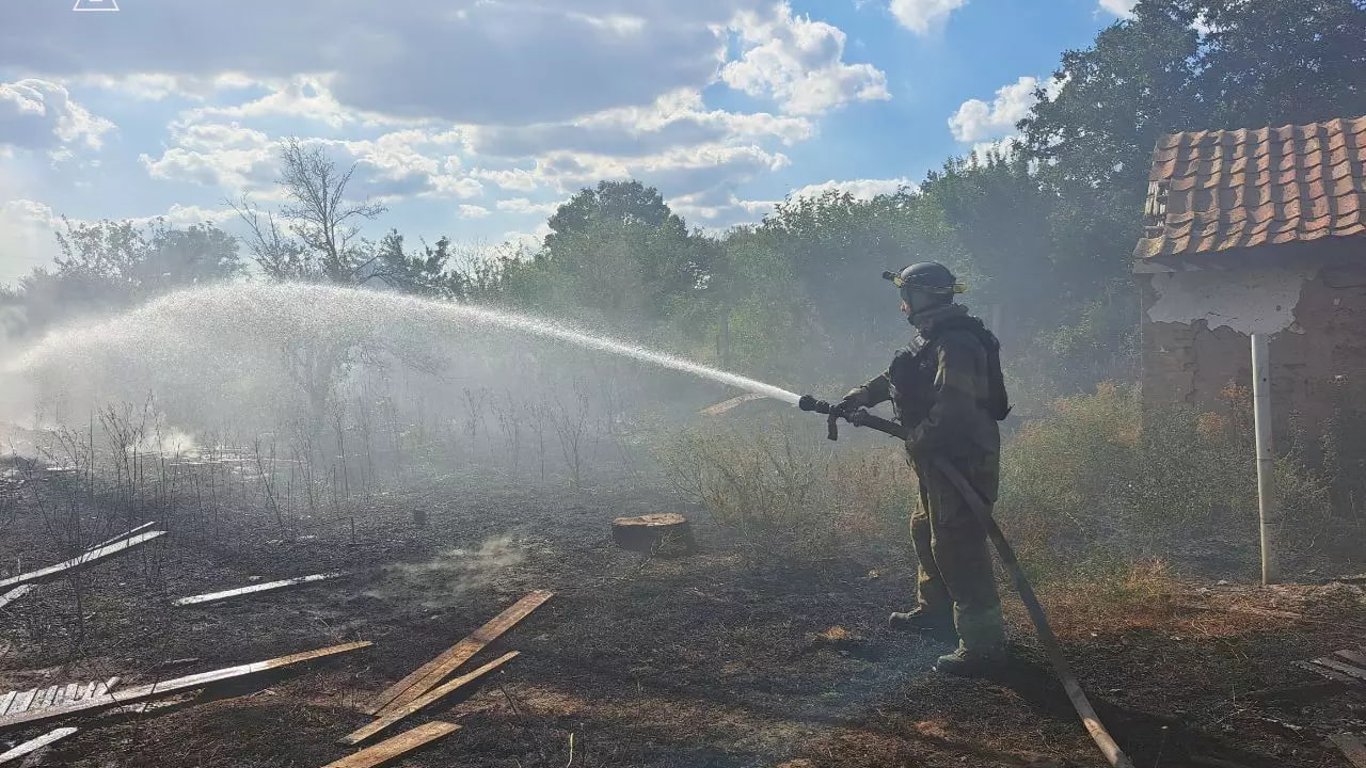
[369,535,528,609]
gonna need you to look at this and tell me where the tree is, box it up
[1,217,241,338]
[234,137,387,283]
[537,180,718,334]
[371,230,465,298]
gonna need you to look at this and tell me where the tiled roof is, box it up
[1135,115,1366,260]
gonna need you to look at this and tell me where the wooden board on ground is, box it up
[364,589,551,716]
[173,572,345,607]
[1295,660,1357,684]
[0,641,371,731]
[323,721,459,768]
[90,521,157,550]
[611,513,694,555]
[1330,733,1366,768]
[0,681,107,717]
[0,585,34,610]
[0,531,167,591]
[1335,649,1366,668]
[1310,657,1366,683]
[343,651,518,745]
[0,726,77,765]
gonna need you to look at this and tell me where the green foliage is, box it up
[371,230,465,299]
[1,217,241,338]
[997,382,1333,578]
[654,417,912,561]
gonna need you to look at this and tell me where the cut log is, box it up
[322,721,459,768]
[611,513,694,555]
[364,590,551,716]
[0,641,371,731]
[0,531,167,591]
[173,572,345,607]
[0,586,34,610]
[0,726,77,765]
[343,651,518,745]
[1331,734,1366,768]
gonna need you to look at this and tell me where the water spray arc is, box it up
[6,283,801,408]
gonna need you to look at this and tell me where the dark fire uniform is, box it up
[847,303,1005,655]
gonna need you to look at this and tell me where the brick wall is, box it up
[1139,261,1366,457]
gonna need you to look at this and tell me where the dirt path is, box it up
[1,475,1363,767]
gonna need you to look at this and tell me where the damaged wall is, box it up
[1139,260,1366,455]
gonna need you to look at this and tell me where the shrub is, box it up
[654,417,911,561]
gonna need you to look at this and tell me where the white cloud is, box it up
[474,168,542,193]
[0,79,114,153]
[0,2,761,125]
[140,120,480,200]
[0,199,62,285]
[889,0,967,34]
[458,204,491,219]
[468,88,812,158]
[496,198,562,216]
[789,177,913,200]
[721,2,889,116]
[949,75,1050,143]
[1098,0,1137,18]
[968,136,1019,161]
[71,72,256,101]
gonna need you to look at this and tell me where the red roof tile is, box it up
[1135,115,1366,259]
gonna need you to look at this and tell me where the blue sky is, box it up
[0,0,1136,284]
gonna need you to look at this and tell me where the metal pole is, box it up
[1251,333,1279,585]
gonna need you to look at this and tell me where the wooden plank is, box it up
[343,651,518,745]
[0,692,14,717]
[173,572,345,607]
[0,531,167,591]
[0,586,34,610]
[1310,657,1366,683]
[36,686,58,710]
[0,641,372,731]
[90,521,157,550]
[322,721,459,768]
[1335,649,1366,668]
[8,690,37,715]
[1295,660,1356,683]
[58,683,80,705]
[1330,734,1366,768]
[79,682,98,701]
[0,726,77,765]
[365,589,551,716]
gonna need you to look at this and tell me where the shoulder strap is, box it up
[925,316,1012,421]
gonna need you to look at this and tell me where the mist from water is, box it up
[1,283,799,429]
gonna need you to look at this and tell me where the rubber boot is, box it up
[888,607,953,633]
[934,647,1005,678]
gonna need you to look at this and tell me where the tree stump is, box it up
[611,513,694,556]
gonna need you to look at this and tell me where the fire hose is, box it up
[797,395,1136,768]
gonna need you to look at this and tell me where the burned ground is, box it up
[1,471,1363,768]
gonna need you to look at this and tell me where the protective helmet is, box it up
[882,262,964,304]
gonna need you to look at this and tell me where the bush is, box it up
[654,417,912,561]
[997,382,1333,581]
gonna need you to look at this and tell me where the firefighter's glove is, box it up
[833,389,867,418]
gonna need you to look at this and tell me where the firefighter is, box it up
[837,262,1011,676]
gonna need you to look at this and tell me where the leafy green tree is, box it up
[371,230,465,298]
[0,217,241,337]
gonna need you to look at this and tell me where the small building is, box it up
[1134,115,1366,449]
